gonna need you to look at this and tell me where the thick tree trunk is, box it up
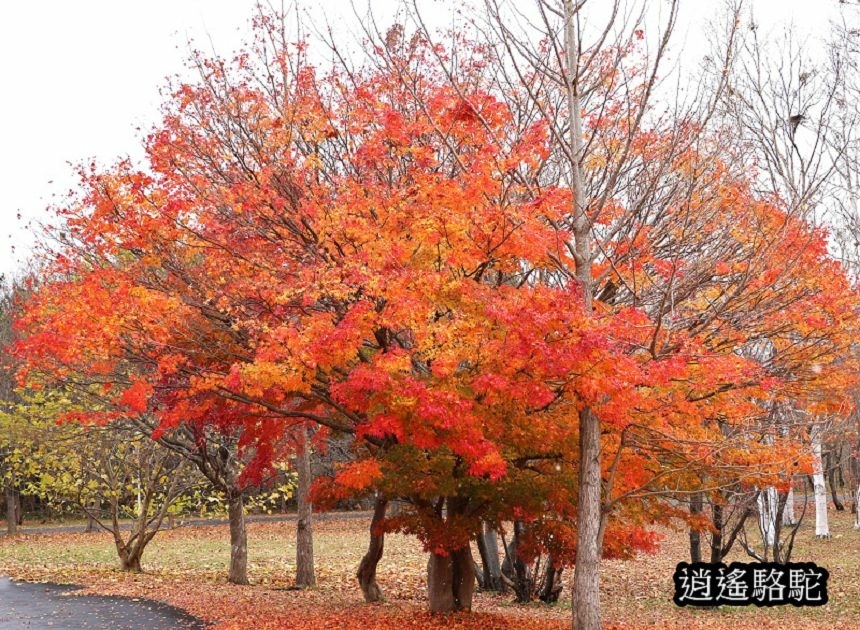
[4,481,17,535]
[689,491,702,563]
[295,427,315,587]
[573,407,602,630]
[227,491,249,585]
[357,495,387,602]
[476,522,503,592]
[427,547,475,613]
[115,519,147,573]
[812,428,830,538]
[119,550,143,573]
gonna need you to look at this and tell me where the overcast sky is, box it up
[0,0,848,280]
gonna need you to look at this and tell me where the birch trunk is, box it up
[855,482,860,529]
[757,486,778,554]
[812,427,830,538]
[782,485,796,526]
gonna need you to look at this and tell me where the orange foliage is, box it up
[11,17,859,577]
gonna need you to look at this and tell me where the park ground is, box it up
[1,510,859,629]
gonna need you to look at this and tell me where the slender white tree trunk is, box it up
[812,426,830,538]
[757,431,778,551]
[854,482,860,530]
[782,485,796,526]
[757,486,778,551]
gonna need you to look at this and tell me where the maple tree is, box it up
[473,0,860,623]
[9,5,860,624]
[11,261,308,584]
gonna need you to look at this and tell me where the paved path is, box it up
[0,578,205,629]
[1,510,371,537]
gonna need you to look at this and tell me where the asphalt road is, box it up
[0,578,206,629]
[1,510,371,537]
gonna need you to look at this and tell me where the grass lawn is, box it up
[1,508,858,628]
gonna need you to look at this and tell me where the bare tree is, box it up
[709,3,860,550]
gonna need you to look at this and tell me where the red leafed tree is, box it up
[13,260,304,585]
[12,6,859,617]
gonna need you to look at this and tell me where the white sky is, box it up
[0,0,849,280]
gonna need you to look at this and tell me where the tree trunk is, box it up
[539,558,564,603]
[427,547,475,613]
[85,499,98,533]
[854,431,860,527]
[4,481,17,535]
[855,482,860,530]
[118,545,143,572]
[782,484,796,526]
[812,428,830,538]
[476,522,503,592]
[689,491,702,563]
[573,407,602,630]
[562,0,601,623]
[295,427,316,587]
[227,491,249,585]
[828,463,844,511]
[709,501,723,563]
[357,495,387,602]
[758,486,778,553]
[503,521,535,602]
